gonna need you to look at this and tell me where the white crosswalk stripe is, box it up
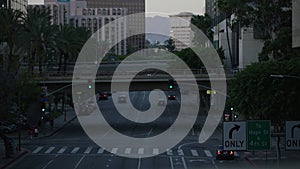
[32,146,43,154]
[84,147,93,154]
[177,149,184,156]
[71,147,80,154]
[30,146,224,157]
[97,148,104,154]
[125,148,131,154]
[138,148,144,155]
[166,149,173,156]
[45,147,55,154]
[111,148,118,154]
[57,147,67,154]
[191,149,199,157]
[204,150,213,157]
[153,148,159,155]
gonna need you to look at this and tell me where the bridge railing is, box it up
[37,68,241,81]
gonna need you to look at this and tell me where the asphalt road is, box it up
[7,91,300,169]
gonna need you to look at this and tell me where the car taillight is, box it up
[217,150,221,155]
[230,151,234,155]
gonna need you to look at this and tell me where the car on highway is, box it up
[216,145,234,160]
[168,94,176,100]
[98,92,108,100]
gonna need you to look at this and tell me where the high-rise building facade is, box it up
[36,0,128,55]
[169,12,194,51]
[205,0,216,18]
[70,7,128,55]
[0,0,28,12]
[85,0,145,52]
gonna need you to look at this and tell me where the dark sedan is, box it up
[216,145,234,160]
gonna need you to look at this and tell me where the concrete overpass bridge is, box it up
[39,72,234,96]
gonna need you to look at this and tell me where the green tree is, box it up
[22,6,56,74]
[228,58,300,159]
[228,59,300,120]
[0,8,24,72]
[191,14,213,42]
[217,0,299,61]
[164,38,176,52]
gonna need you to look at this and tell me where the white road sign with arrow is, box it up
[223,121,247,150]
[286,121,300,150]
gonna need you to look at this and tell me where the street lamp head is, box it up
[270,75,284,78]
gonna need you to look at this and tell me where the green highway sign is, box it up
[247,120,271,151]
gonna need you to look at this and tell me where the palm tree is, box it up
[22,6,57,75]
[55,25,91,75]
[0,8,24,72]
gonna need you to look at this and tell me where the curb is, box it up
[0,149,29,169]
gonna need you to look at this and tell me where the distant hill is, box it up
[146,16,170,44]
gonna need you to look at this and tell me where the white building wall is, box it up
[169,12,194,51]
[214,18,264,69]
[239,27,264,69]
[70,8,127,55]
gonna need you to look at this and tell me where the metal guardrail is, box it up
[36,68,240,81]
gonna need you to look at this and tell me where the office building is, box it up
[0,0,28,12]
[85,0,145,52]
[169,12,194,51]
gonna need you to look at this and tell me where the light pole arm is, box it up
[270,74,300,80]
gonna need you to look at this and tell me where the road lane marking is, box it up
[71,147,80,154]
[84,147,93,154]
[138,148,144,155]
[211,159,219,169]
[181,157,187,169]
[125,148,131,154]
[74,155,85,169]
[45,147,55,154]
[191,149,199,157]
[167,149,173,156]
[111,148,118,154]
[204,150,213,157]
[97,148,104,154]
[41,159,53,169]
[32,146,43,154]
[153,148,159,155]
[178,149,184,156]
[137,157,141,169]
[147,128,153,136]
[169,157,174,169]
[57,146,67,154]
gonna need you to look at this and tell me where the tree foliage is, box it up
[217,0,300,61]
[191,14,214,42]
[228,58,300,122]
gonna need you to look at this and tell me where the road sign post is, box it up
[247,120,271,151]
[285,121,300,150]
[223,121,247,150]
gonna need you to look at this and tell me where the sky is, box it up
[28,0,205,17]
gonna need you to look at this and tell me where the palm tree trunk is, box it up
[58,51,63,74]
[63,53,68,76]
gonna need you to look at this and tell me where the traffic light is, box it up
[88,79,92,89]
[168,79,174,89]
[41,103,46,113]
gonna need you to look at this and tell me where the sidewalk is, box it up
[0,109,77,169]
